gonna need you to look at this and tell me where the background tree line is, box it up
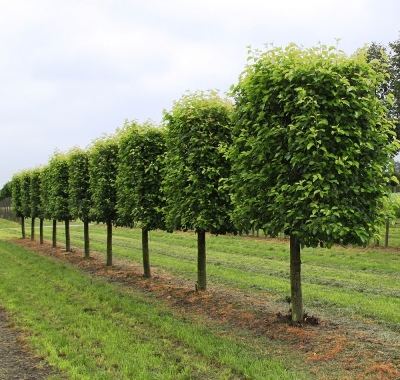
[367,34,400,138]
[0,42,399,324]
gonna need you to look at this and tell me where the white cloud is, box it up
[0,0,399,185]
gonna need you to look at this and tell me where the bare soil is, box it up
[0,307,60,380]
[1,238,400,380]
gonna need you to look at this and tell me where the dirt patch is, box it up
[0,307,60,380]
[4,238,400,379]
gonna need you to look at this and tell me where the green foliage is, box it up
[388,34,400,129]
[116,120,166,230]
[68,147,92,222]
[230,43,398,248]
[366,38,400,139]
[39,166,52,220]
[162,90,234,234]
[30,168,42,219]
[389,193,400,218]
[393,161,400,183]
[365,42,391,103]
[88,135,120,223]
[20,170,31,218]
[11,173,23,218]
[0,181,12,201]
[46,152,72,222]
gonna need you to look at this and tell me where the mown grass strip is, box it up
[0,238,303,380]
[51,223,400,330]
[0,218,21,239]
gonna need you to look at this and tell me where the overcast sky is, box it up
[1,0,399,187]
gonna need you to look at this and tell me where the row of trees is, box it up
[2,43,399,323]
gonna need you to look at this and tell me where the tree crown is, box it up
[231,43,398,247]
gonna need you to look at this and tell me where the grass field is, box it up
[50,220,400,329]
[1,218,400,379]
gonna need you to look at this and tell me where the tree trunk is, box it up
[65,219,70,252]
[84,219,90,258]
[21,216,25,239]
[385,218,390,248]
[290,235,303,323]
[197,229,206,291]
[142,228,151,278]
[106,219,112,266]
[52,219,57,248]
[39,218,44,244]
[30,217,35,241]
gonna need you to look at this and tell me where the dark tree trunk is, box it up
[197,229,206,291]
[52,219,57,248]
[142,228,151,278]
[385,218,390,248]
[84,219,90,258]
[106,219,112,266]
[21,216,25,239]
[290,235,303,323]
[65,219,70,252]
[39,218,44,245]
[30,217,35,241]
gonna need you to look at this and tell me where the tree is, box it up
[68,147,92,258]
[366,42,392,108]
[39,165,56,247]
[30,168,43,244]
[230,44,398,323]
[11,173,25,238]
[389,34,400,132]
[20,171,32,239]
[116,120,166,278]
[367,35,400,139]
[88,135,120,266]
[162,90,234,290]
[47,152,72,252]
[0,181,11,201]
[0,181,12,221]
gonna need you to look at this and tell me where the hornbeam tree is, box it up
[88,135,120,266]
[47,152,72,251]
[30,168,43,243]
[116,120,166,278]
[40,166,56,246]
[20,171,32,239]
[162,90,234,290]
[0,181,11,201]
[11,173,25,238]
[68,147,92,258]
[230,44,398,323]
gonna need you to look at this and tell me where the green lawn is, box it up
[0,219,305,380]
[1,218,400,379]
[46,221,400,330]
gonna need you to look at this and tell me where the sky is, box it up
[1,0,399,187]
